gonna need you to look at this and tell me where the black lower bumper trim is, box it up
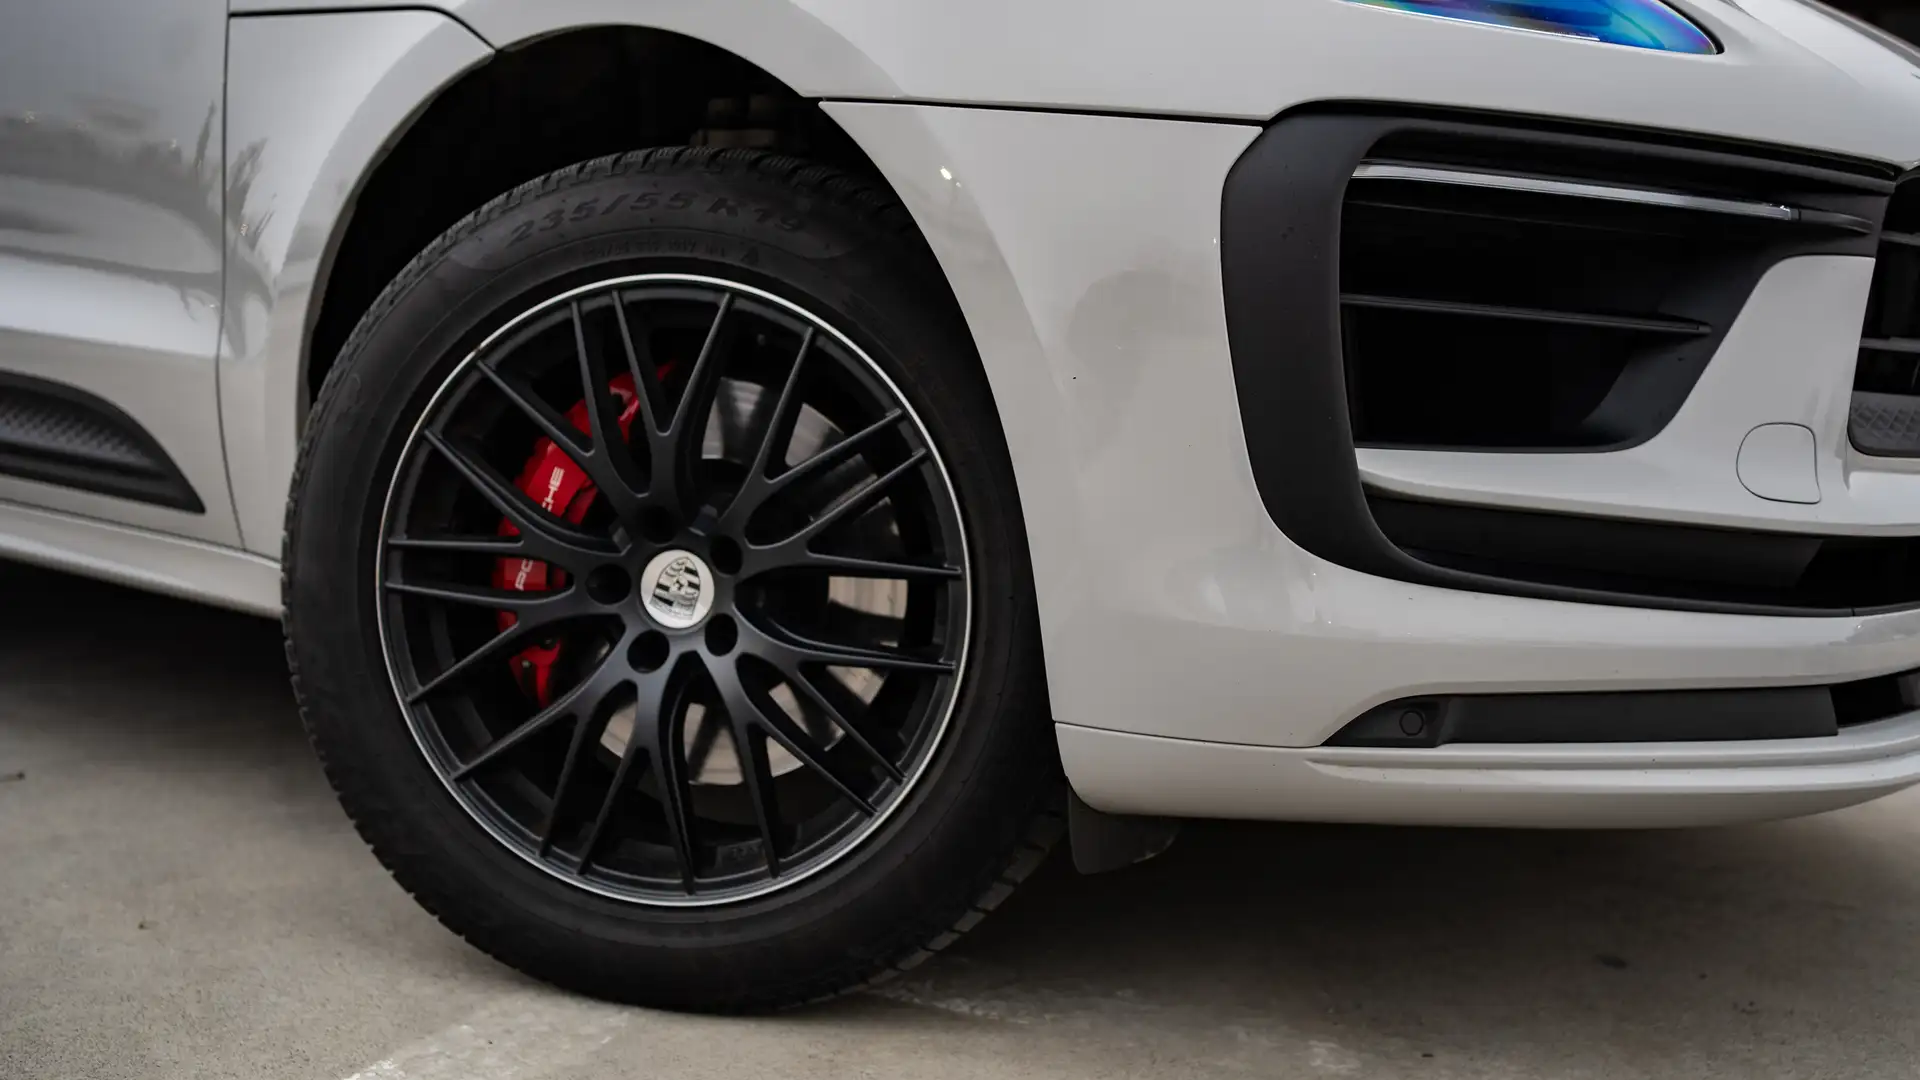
[1220,106,1902,616]
[1328,669,1920,748]
[1369,495,1920,615]
[1851,391,1920,457]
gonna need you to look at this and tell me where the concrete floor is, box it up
[4,562,1920,1079]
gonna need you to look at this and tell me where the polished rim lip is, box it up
[373,272,974,908]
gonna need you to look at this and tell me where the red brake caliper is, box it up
[492,370,662,705]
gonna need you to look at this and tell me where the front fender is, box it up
[236,0,1920,164]
[221,11,491,553]
[822,102,1291,747]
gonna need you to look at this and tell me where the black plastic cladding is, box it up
[1341,138,1874,451]
[1370,495,1920,614]
[1850,170,1920,456]
[0,371,203,512]
[1219,109,1900,617]
[1327,665,1920,749]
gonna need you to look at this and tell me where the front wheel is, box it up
[283,149,1060,1011]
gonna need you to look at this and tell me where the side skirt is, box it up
[0,499,279,617]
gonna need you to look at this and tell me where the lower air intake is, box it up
[1342,129,1876,452]
[1853,172,1920,456]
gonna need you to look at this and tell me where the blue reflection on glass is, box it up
[1346,0,1718,54]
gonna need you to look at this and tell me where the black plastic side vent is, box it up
[0,372,203,512]
[1221,108,1902,617]
[1853,173,1920,455]
[1370,494,1920,615]
[1342,131,1880,452]
[1327,667,1920,748]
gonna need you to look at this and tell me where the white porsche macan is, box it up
[7,0,1920,1010]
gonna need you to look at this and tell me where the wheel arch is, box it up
[228,10,1080,778]
[222,8,1017,561]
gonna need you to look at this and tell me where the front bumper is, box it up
[1060,712,1920,827]
[830,52,1920,822]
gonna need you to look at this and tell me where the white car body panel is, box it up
[1059,713,1920,826]
[0,0,239,544]
[0,500,279,616]
[229,0,1920,162]
[7,0,1920,827]
[833,102,1920,751]
[222,12,492,553]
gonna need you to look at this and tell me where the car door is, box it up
[0,0,237,544]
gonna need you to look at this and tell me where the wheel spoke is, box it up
[449,665,618,781]
[539,708,612,855]
[648,700,698,892]
[384,578,571,612]
[576,669,673,876]
[475,361,586,458]
[783,667,904,782]
[404,609,580,704]
[609,293,666,437]
[577,718,646,874]
[570,300,650,516]
[794,641,953,674]
[664,293,735,507]
[810,604,907,647]
[388,533,526,556]
[736,724,783,876]
[421,430,618,565]
[685,711,725,777]
[750,327,813,478]
[781,448,929,550]
[718,327,814,529]
[737,328,806,478]
[748,617,956,675]
[709,657,875,816]
[747,409,907,521]
[752,702,876,816]
[763,551,963,581]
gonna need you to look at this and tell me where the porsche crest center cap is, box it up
[640,549,714,630]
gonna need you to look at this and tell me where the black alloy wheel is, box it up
[379,275,971,903]
[284,149,1061,1011]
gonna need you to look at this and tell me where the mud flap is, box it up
[1067,790,1180,874]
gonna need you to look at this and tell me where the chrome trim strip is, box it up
[1351,162,1800,222]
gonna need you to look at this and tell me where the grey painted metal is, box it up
[830,102,1920,764]
[6,0,1920,831]
[221,11,491,554]
[0,0,237,542]
[223,0,1920,168]
[1056,715,1920,828]
[0,498,280,616]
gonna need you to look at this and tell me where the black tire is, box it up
[283,148,1062,1011]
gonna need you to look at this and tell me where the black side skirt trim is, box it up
[0,371,205,513]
